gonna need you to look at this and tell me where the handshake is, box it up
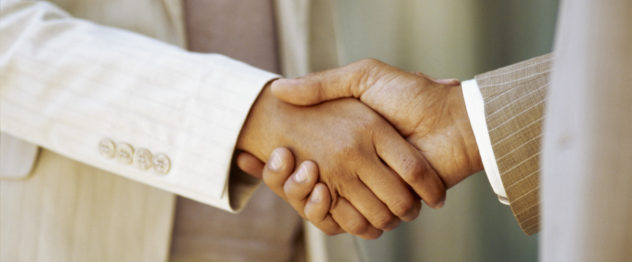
[236,59,484,239]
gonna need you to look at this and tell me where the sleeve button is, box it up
[98,138,116,159]
[116,143,134,165]
[152,153,171,175]
[134,148,153,170]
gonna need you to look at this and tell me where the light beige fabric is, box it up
[475,54,551,235]
[0,149,175,262]
[0,1,190,261]
[0,133,38,178]
[0,1,277,211]
[542,0,632,260]
[0,0,279,261]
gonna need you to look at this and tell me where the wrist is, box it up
[447,85,483,175]
[237,82,283,161]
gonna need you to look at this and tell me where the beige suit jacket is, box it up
[0,0,341,261]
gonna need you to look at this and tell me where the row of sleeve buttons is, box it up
[98,138,171,175]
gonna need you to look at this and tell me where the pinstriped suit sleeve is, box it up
[0,2,277,211]
[474,54,552,235]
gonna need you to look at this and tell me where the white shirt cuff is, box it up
[461,79,509,204]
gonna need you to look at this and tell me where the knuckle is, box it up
[322,227,341,236]
[364,235,379,240]
[390,197,415,218]
[426,190,444,206]
[323,231,337,236]
[356,229,383,240]
[348,59,384,83]
[402,158,428,184]
[357,58,382,68]
[327,188,342,209]
[283,182,300,198]
[345,219,369,235]
[305,204,326,222]
[363,231,382,240]
[331,142,363,166]
[372,212,396,230]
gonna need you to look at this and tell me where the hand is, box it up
[270,59,483,188]
[238,148,356,236]
[236,84,446,237]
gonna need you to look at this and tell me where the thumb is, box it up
[270,78,326,106]
[271,60,381,105]
[271,76,354,106]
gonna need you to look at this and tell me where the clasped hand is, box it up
[236,59,483,239]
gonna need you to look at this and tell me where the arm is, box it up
[1,3,447,236]
[0,1,276,211]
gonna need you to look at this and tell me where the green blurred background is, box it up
[328,0,559,261]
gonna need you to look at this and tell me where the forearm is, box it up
[0,1,277,210]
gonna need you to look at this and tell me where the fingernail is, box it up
[310,187,322,202]
[268,151,283,171]
[271,78,296,88]
[436,200,445,208]
[294,164,309,183]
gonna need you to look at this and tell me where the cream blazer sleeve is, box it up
[0,1,277,211]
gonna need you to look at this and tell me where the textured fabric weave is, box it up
[475,54,551,235]
[0,1,277,211]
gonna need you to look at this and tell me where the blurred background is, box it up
[323,0,559,261]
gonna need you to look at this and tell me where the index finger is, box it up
[374,125,447,208]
